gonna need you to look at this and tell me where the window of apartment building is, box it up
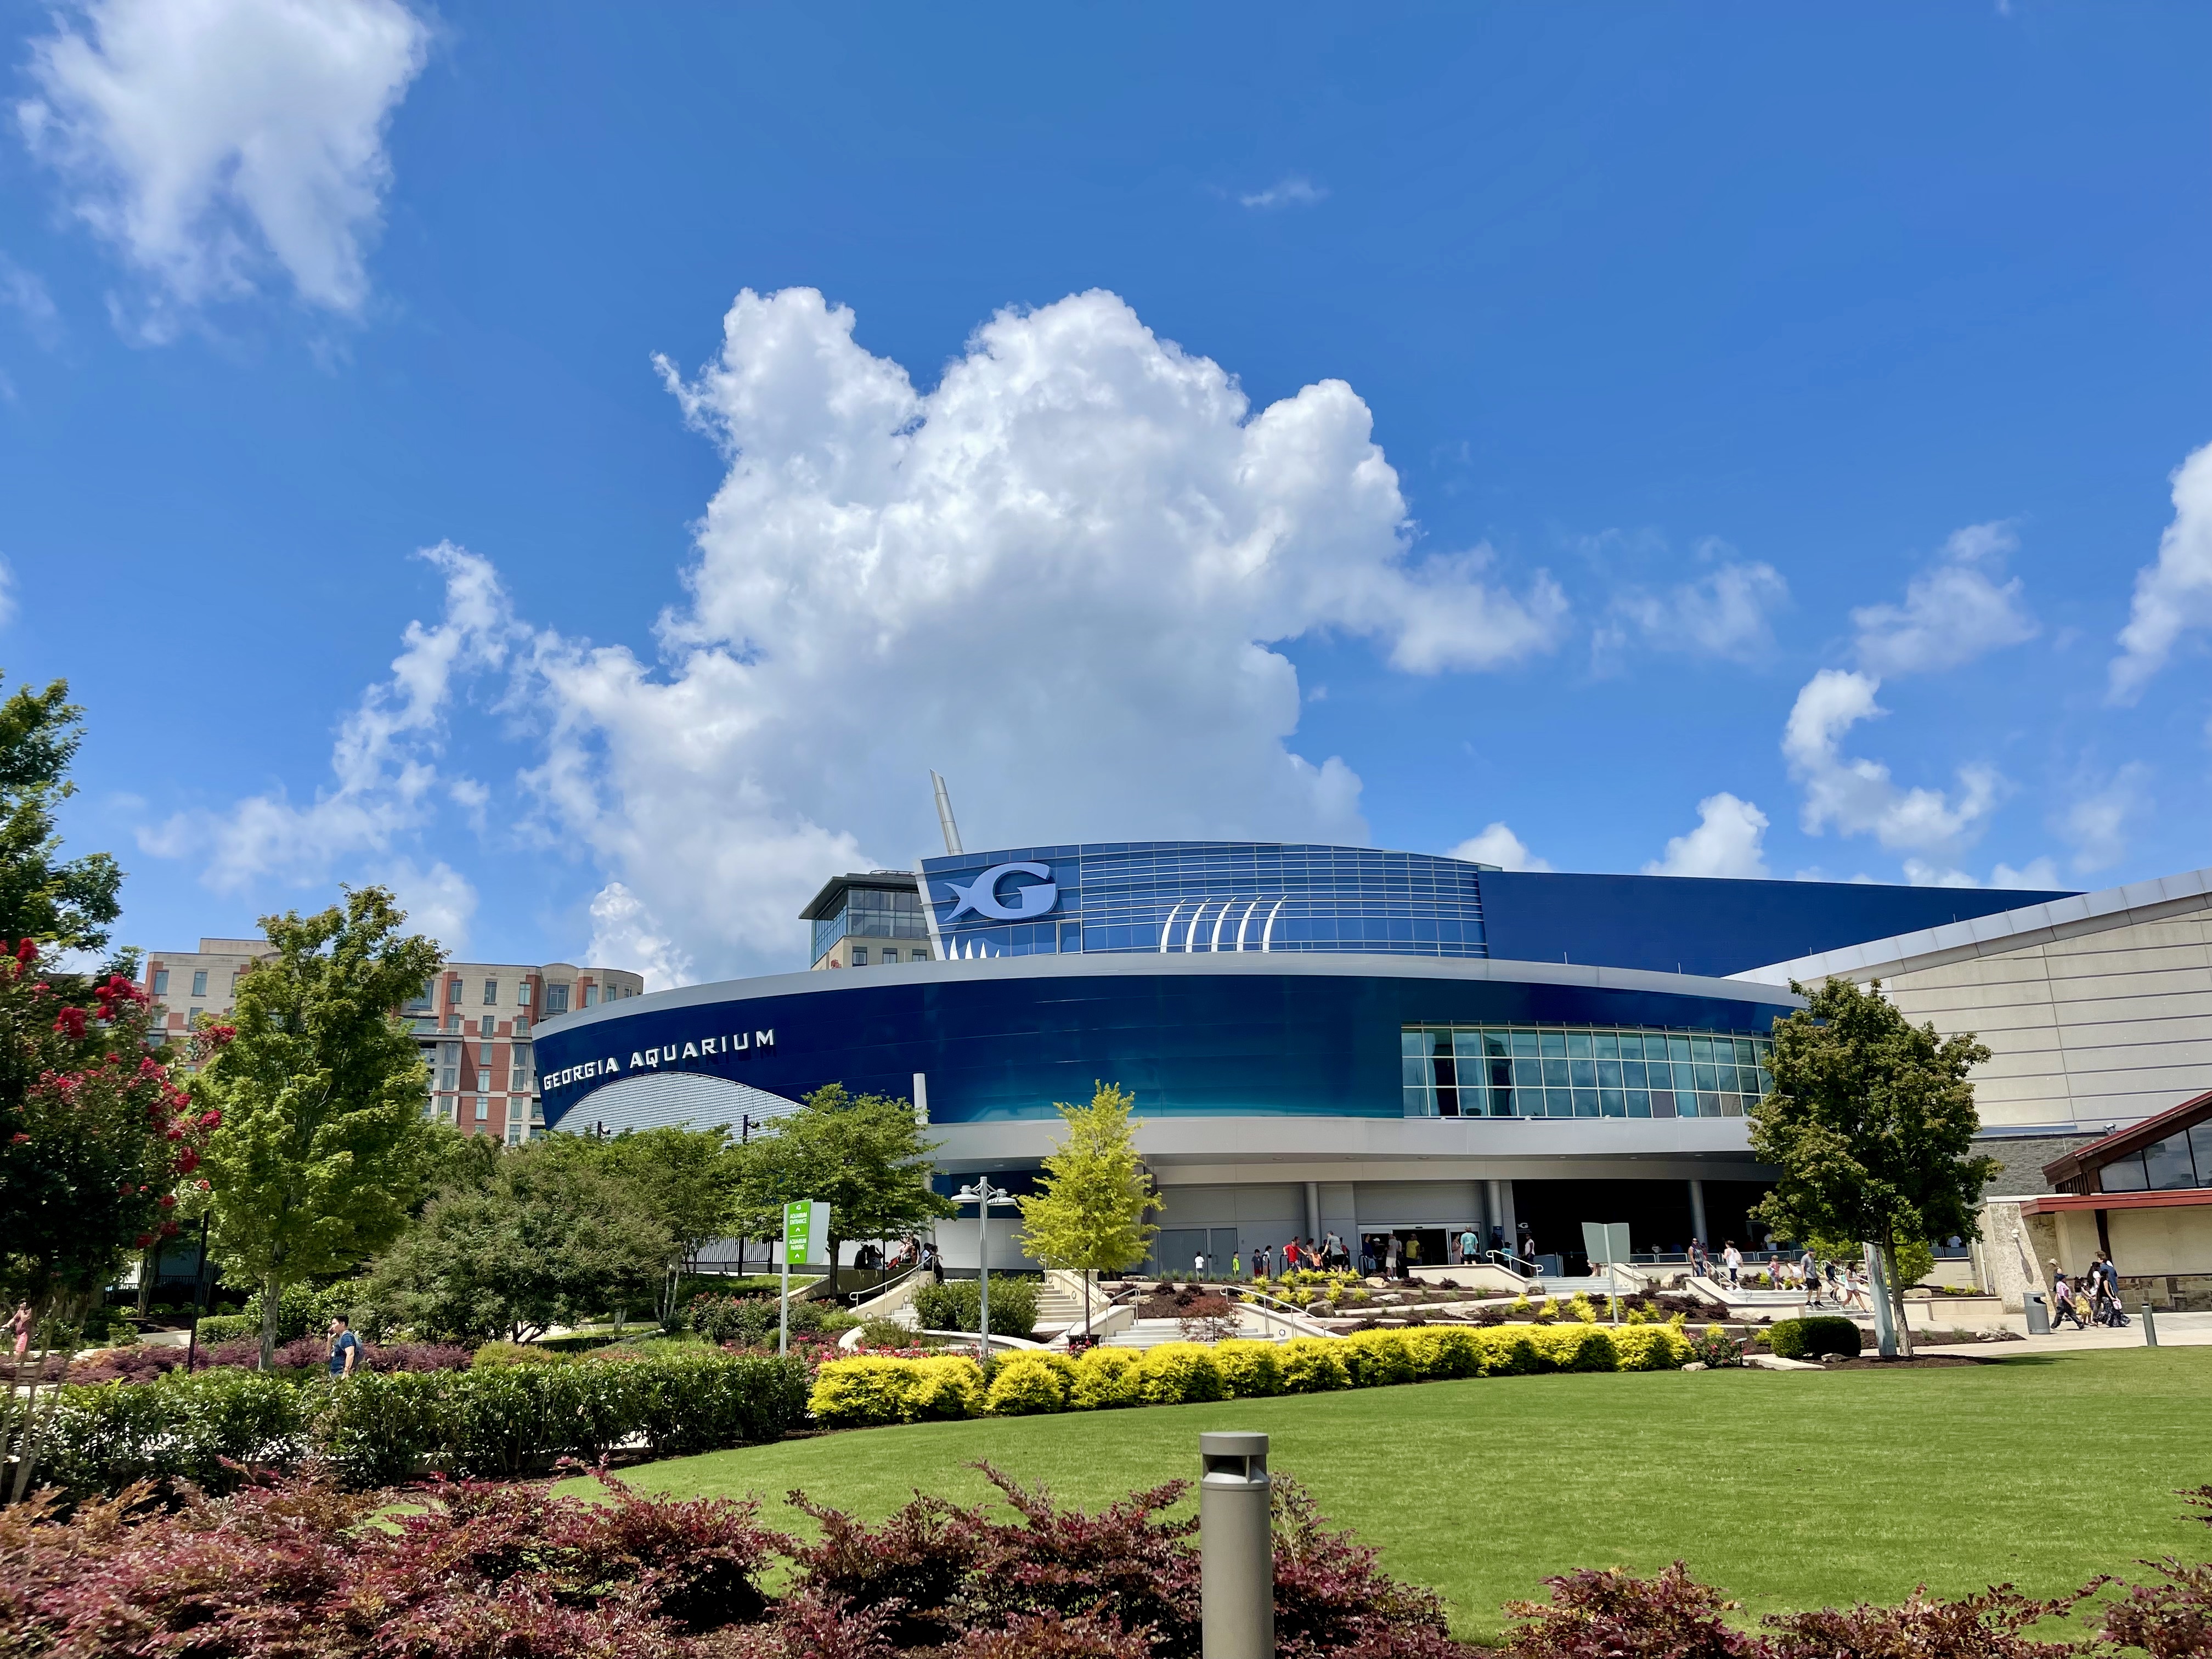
[191,969,208,997]
[582,984,597,1007]
[152,968,169,995]
[481,978,496,1005]
[441,1068,457,1091]
[518,981,533,1006]
[511,1044,532,1088]
[478,1043,493,1065]
[506,1122,522,1146]
[447,978,462,1003]
[851,947,869,966]
[475,1098,489,1121]
[478,1015,494,1036]
[544,983,569,1015]
[404,981,433,1014]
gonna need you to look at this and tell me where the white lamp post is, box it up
[952,1177,1019,1363]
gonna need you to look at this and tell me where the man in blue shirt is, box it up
[326,1313,363,1378]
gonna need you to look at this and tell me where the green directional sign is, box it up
[783,1199,830,1266]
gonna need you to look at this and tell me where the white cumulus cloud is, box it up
[140,541,515,890]
[1643,793,1769,879]
[1781,669,2004,857]
[2059,763,2151,876]
[1448,823,1550,872]
[1240,176,1325,210]
[1850,520,2038,678]
[160,287,1568,981]
[1993,857,2062,890]
[1602,550,1789,665]
[381,857,476,955]
[18,0,428,327]
[2110,441,2212,702]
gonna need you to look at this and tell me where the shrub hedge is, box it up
[20,1349,811,1497]
[1766,1316,1863,1361]
[809,1321,1693,1428]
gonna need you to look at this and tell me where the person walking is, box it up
[9,1300,31,1383]
[2047,1264,2087,1330]
[1722,1241,1743,1289]
[1689,1239,1711,1281]
[1459,1227,1480,1266]
[326,1314,363,1379]
[1231,1251,1242,1280]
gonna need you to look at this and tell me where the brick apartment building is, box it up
[140,940,645,1144]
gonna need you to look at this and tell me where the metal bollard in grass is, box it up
[1200,1431,1273,1658]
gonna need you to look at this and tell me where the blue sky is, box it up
[1,2,2208,983]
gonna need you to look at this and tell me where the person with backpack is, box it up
[2047,1263,2087,1330]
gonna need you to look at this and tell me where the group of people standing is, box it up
[1206,1233,1351,1280]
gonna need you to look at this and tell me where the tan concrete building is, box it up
[140,941,645,1144]
[1733,867,2212,1306]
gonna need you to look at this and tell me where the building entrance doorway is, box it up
[1359,1227,1449,1276]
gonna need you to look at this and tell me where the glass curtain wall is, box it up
[1402,1024,1775,1119]
[923,842,1490,961]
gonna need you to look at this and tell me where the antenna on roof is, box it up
[930,771,964,856]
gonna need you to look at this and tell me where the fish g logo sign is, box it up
[941,861,1058,921]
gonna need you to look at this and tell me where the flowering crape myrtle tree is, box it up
[198,888,445,1369]
[0,939,215,1496]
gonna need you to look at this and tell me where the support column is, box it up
[1303,1181,1322,1245]
[1688,1178,1709,1248]
[1494,1181,1518,1250]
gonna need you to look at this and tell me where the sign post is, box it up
[781,1199,830,1357]
[1579,1221,1632,1321]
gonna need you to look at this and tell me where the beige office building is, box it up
[141,941,644,1144]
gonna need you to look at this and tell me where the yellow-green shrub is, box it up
[1475,1327,1543,1375]
[1401,1325,1482,1380]
[1279,1338,1351,1393]
[1613,1324,1691,1371]
[1531,1323,1618,1372]
[1567,1293,1599,1324]
[1339,1330,1414,1387]
[985,1355,1072,1415]
[1066,1346,1142,1410]
[809,1355,985,1427]
[1137,1342,1227,1405]
[1212,1340,1285,1398]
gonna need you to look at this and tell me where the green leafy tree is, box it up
[1750,977,1997,1356]
[731,1084,954,1285]
[196,888,446,1367]
[561,1125,745,1318]
[365,1141,672,1342]
[1015,1081,1161,1336]
[0,676,122,955]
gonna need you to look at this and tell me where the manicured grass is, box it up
[560,1349,2212,1638]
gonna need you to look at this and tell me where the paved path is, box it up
[1921,1310,2212,1354]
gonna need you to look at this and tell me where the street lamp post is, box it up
[952,1177,1019,1363]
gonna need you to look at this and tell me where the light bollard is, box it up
[2143,1301,2159,1347]
[1200,1432,1273,1659]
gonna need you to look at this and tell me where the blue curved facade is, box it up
[534,954,1799,1128]
[529,839,2076,1271]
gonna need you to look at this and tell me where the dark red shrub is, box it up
[1502,1562,1763,1659]
[949,1610,1154,1657]
[785,1487,987,1647]
[2097,1560,2212,1658]
[1269,1478,1468,1658]
[959,1463,1203,1654]
[1764,1582,2095,1659]
[547,1468,789,1632]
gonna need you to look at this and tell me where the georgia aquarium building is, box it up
[534,841,2068,1276]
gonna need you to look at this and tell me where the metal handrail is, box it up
[838,1263,922,1308]
[1486,1250,1540,1279]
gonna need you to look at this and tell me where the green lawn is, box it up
[560,1349,2212,1639]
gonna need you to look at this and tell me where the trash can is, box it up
[1200,1432,1273,1659]
[2024,1291,2050,1335]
